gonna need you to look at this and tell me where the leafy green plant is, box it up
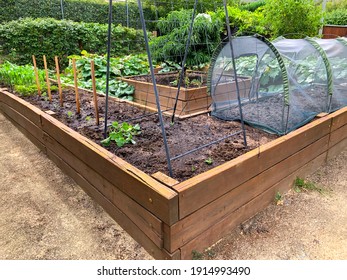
[0,0,155,29]
[0,18,145,68]
[274,192,283,205]
[204,157,213,165]
[191,250,204,260]
[59,51,148,100]
[325,8,347,25]
[294,177,325,194]
[67,111,74,119]
[150,9,222,68]
[0,61,46,96]
[101,121,141,147]
[262,0,322,39]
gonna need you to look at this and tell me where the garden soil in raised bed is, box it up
[6,87,276,181]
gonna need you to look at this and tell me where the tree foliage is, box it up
[262,0,323,39]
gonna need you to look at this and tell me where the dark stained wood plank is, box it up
[165,136,329,252]
[329,123,347,148]
[330,106,347,132]
[46,148,179,260]
[179,152,327,259]
[151,172,179,188]
[0,102,43,145]
[327,137,347,161]
[40,113,179,225]
[173,116,332,219]
[43,132,163,247]
[0,90,43,126]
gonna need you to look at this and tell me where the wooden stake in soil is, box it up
[32,55,41,96]
[90,60,100,126]
[54,56,63,106]
[72,58,80,114]
[43,55,52,102]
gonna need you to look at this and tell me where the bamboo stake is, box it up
[43,55,52,102]
[32,55,41,96]
[72,58,80,114]
[55,56,63,106]
[90,60,100,126]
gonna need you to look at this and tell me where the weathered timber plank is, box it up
[40,113,178,225]
[124,78,209,101]
[165,136,329,252]
[0,106,46,153]
[173,116,332,218]
[329,123,347,148]
[0,102,43,147]
[46,148,179,260]
[151,172,179,188]
[179,152,328,259]
[330,106,347,131]
[327,137,347,161]
[0,90,42,126]
[43,132,163,247]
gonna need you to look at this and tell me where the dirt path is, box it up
[0,111,346,260]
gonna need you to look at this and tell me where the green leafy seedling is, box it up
[294,177,325,194]
[85,116,92,122]
[205,157,213,165]
[274,192,283,205]
[67,111,74,118]
[101,121,141,147]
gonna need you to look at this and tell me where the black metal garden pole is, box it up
[137,0,173,177]
[223,0,248,148]
[103,0,113,139]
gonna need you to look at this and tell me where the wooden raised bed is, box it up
[323,25,347,39]
[1,87,347,259]
[122,74,251,116]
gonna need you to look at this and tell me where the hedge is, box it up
[0,0,156,30]
[0,18,145,69]
[325,9,347,26]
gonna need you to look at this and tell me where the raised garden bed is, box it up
[122,72,251,117]
[1,87,347,259]
[323,25,347,39]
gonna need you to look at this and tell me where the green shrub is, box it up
[262,0,323,39]
[0,18,145,69]
[326,0,347,12]
[0,0,155,29]
[216,5,270,37]
[325,8,347,25]
[240,0,266,12]
[150,10,222,67]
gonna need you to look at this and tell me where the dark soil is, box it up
[7,87,276,182]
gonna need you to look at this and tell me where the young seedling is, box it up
[85,116,92,122]
[67,111,74,119]
[294,177,325,194]
[101,121,141,147]
[205,157,213,165]
[274,192,283,205]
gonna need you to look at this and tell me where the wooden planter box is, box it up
[1,88,347,259]
[122,75,251,117]
[323,25,347,39]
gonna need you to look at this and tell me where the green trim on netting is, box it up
[271,36,285,44]
[254,34,290,106]
[337,37,347,47]
[305,37,333,97]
